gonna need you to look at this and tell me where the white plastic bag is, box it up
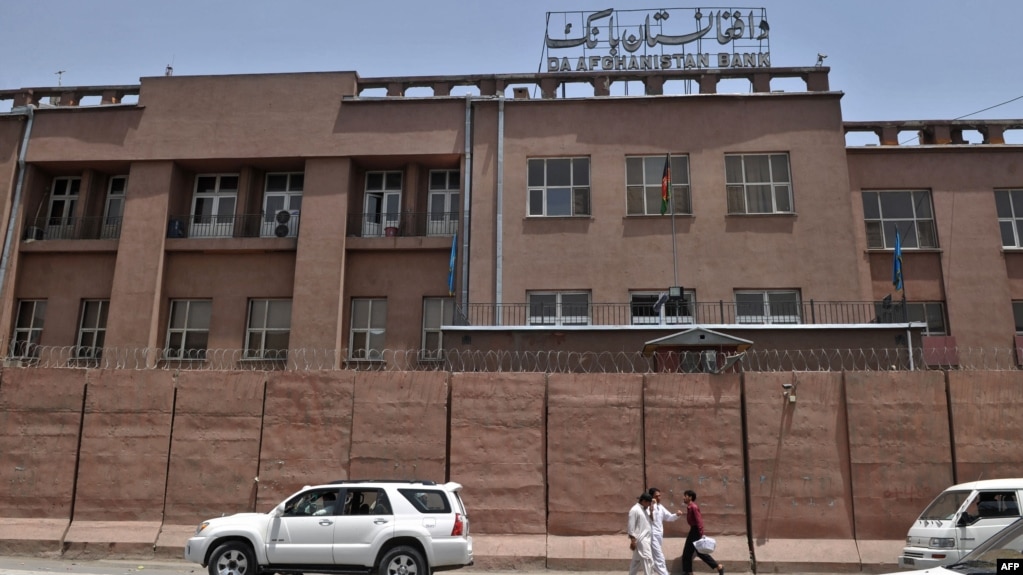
[694,535,716,554]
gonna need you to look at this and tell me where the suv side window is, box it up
[283,488,340,517]
[343,488,390,515]
[399,488,451,513]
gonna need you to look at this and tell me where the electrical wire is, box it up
[898,93,1023,145]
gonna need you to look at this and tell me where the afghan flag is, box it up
[660,153,671,215]
[892,228,903,292]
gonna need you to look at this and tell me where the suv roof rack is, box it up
[328,479,438,485]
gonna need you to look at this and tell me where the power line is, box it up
[898,93,1023,145]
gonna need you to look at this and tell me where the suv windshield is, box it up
[947,518,1023,574]
[921,490,971,520]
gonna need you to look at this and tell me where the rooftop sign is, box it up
[544,7,770,72]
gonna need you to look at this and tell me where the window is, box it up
[428,170,460,236]
[399,489,451,513]
[283,488,341,517]
[995,190,1023,248]
[76,300,108,359]
[190,174,239,238]
[166,300,211,359]
[11,300,46,358]
[725,153,792,214]
[1014,301,1023,333]
[528,292,590,326]
[862,190,937,249]
[422,297,454,359]
[46,177,81,239]
[626,155,691,215]
[363,171,402,237]
[874,300,947,335]
[262,173,303,238]
[735,290,801,324]
[102,176,126,239]
[245,299,291,359]
[527,158,590,217]
[630,291,694,325]
[350,298,387,360]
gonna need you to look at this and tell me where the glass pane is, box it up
[547,188,571,216]
[913,191,933,218]
[110,177,126,194]
[424,299,441,327]
[626,157,644,186]
[1012,190,1023,214]
[79,332,95,349]
[97,301,108,326]
[1013,302,1023,333]
[572,158,589,186]
[996,191,1013,218]
[424,332,441,350]
[168,332,183,349]
[743,155,771,182]
[369,300,387,329]
[630,186,652,215]
[880,191,913,219]
[735,293,765,316]
[170,301,187,328]
[528,189,544,216]
[527,159,545,187]
[865,221,883,249]
[106,198,124,221]
[266,174,288,192]
[529,294,556,316]
[671,156,689,184]
[219,176,239,191]
[770,154,790,182]
[366,172,383,190]
[289,174,304,191]
[724,156,743,184]
[726,186,745,213]
[183,331,208,350]
[264,331,290,352]
[1002,221,1017,247]
[385,172,402,190]
[573,188,590,215]
[674,187,692,214]
[547,159,571,186]
[746,184,772,213]
[82,301,100,326]
[216,197,236,217]
[68,179,81,195]
[917,220,937,248]
[368,331,385,353]
[267,301,291,329]
[774,185,791,212]
[442,300,454,323]
[265,195,285,216]
[196,176,217,194]
[16,303,33,328]
[291,196,302,212]
[249,300,267,328]
[429,171,445,189]
[34,301,46,324]
[562,293,590,317]
[352,299,369,328]
[861,192,880,219]
[190,301,212,330]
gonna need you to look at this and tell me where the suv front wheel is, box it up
[208,541,257,575]
[379,546,425,575]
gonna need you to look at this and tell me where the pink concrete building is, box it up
[0,66,1021,370]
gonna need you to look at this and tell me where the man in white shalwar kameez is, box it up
[648,487,682,575]
[628,492,656,575]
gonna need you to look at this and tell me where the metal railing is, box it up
[455,300,909,327]
[24,216,123,241]
[167,213,301,239]
[346,212,458,238]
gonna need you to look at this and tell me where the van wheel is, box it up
[208,541,256,575]
[379,546,425,575]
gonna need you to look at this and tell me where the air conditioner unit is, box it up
[272,210,299,238]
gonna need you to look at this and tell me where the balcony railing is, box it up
[455,301,912,327]
[167,213,301,239]
[24,216,123,241]
[346,211,458,238]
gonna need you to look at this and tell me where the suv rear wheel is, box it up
[208,541,256,575]
[379,545,425,575]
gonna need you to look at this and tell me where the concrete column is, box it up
[752,72,771,93]
[698,74,718,94]
[643,76,665,95]
[288,158,351,360]
[104,161,175,351]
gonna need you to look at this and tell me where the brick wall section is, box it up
[645,372,745,538]
[163,371,265,523]
[846,370,952,539]
[255,370,357,511]
[449,372,547,534]
[0,369,86,518]
[72,370,175,521]
[348,371,448,480]
[547,373,644,535]
[747,372,854,540]
[949,370,1023,482]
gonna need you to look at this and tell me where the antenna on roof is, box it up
[165,65,174,76]
[815,53,827,68]
[55,70,66,86]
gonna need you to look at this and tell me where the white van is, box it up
[899,478,1023,569]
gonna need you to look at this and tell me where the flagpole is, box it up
[894,227,913,370]
[669,156,678,287]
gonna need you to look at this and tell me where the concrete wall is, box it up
[3,367,1023,563]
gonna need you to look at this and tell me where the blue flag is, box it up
[892,228,903,292]
[448,232,457,296]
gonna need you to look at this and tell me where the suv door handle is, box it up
[319,520,334,526]
[374,519,389,525]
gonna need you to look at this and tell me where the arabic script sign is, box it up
[544,7,770,72]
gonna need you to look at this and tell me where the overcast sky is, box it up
[3,0,1022,125]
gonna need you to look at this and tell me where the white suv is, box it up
[185,479,473,575]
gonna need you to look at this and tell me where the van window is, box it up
[919,490,970,520]
[966,491,1020,520]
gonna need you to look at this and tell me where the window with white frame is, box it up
[11,300,46,358]
[191,174,239,238]
[166,300,212,359]
[725,153,792,214]
[350,298,387,360]
[527,158,590,217]
[528,292,591,326]
[46,177,81,239]
[626,155,691,215]
[245,299,291,359]
[630,291,695,325]
[734,290,801,324]
[422,297,454,359]
[1013,301,1023,333]
[995,189,1023,248]
[76,300,108,358]
[101,176,126,239]
[862,190,937,249]
[364,171,402,237]
[262,173,303,238]
[428,170,460,236]
[874,300,947,335]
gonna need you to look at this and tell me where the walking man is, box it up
[648,487,682,575]
[628,492,656,575]
[681,490,724,575]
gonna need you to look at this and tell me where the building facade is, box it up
[0,66,1021,371]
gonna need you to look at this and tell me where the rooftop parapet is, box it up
[844,119,1023,146]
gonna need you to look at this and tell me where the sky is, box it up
[2,0,1023,127]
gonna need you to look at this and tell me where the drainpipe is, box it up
[495,94,505,324]
[0,105,36,315]
[461,95,472,316]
